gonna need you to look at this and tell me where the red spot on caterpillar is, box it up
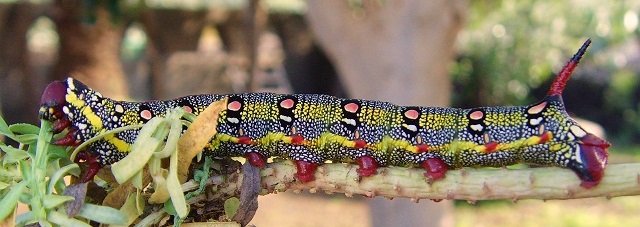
[238,136,253,145]
[140,110,153,120]
[228,101,242,111]
[528,102,547,115]
[469,110,484,120]
[484,141,499,153]
[280,98,295,109]
[548,39,590,96]
[183,106,193,113]
[421,158,449,180]
[344,102,359,113]
[539,132,551,144]
[416,144,430,153]
[75,151,101,182]
[356,155,379,177]
[290,135,304,144]
[294,160,318,183]
[354,139,367,148]
[404,109,419,119]
[245,152,266,168]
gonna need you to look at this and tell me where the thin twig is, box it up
[195,162,640,202]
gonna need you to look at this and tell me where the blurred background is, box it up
[1,0,639,226]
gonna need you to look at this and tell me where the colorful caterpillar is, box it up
[39,39,610,189]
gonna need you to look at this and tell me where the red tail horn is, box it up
[547,39,591,96]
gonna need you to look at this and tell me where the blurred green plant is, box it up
[455,0,637,105]
[452,0,640,144]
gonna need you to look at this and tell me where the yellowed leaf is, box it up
[177,98,227,182]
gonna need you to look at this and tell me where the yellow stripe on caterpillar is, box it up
[103,133,131,153]
[66,93,103,130]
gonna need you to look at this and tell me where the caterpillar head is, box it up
[40,78,103,147]
[537,99,610,188]
[540,39,610,188]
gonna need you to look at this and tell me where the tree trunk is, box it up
[140,9,207,99]
[0,3,42,124]
[50,0,128,99]
[306,0,466,226]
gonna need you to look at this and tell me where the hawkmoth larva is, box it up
[39,39,610,188]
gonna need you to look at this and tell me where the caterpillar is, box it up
[39,39,610,189]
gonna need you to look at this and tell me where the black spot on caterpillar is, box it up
[39,39,610,188]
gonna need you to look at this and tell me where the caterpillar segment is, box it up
[39,39,610,188]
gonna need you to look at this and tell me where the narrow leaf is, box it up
[47,210,91,227]
[111,118,163,183]
[0,181,27,221]
[41,194,75,209]
[76,203,127,225]
[9,123,40,135]
[0,116,14,138]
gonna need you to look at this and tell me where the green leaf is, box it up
[18,160,31,182]
[163,199,177,216]
[14,211,33,226]
[0,116,14,138]
[1,145,31,164]
[0,181,27,221]
[112,118,163,184]
[76,203,127,225]
[166,173,187,218]
[13,134,39,144]
[0,182,9,190]
[48,164,79,194]
[114,193,144,227]
[9,123,40,135]
[41,194,75,209]
[224,197,240,220]
[49,164,80,193]
[48,210,92,227]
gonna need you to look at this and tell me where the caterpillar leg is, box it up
[420,158,450,180]
[75,151,102,182]
[355,155,379,177]
[245,152,267,168]
[293,160,318,183]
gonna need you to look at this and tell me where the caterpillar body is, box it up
[39,39,610,188]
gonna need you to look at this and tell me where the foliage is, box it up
[0,117,126,226]
[452,0,640,144]
[453,0,640,106]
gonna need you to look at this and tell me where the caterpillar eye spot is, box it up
[470,124,484,132]
[343,118,357,126]
[527,101,547,114]
[469,110,484,120]
[280,115,292,122]
[529,117,543,126]
[404,109,420,119]
[569,125,587,138]
[114,104,124,113]
[140,109,153,120]
[228,100,242,111]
